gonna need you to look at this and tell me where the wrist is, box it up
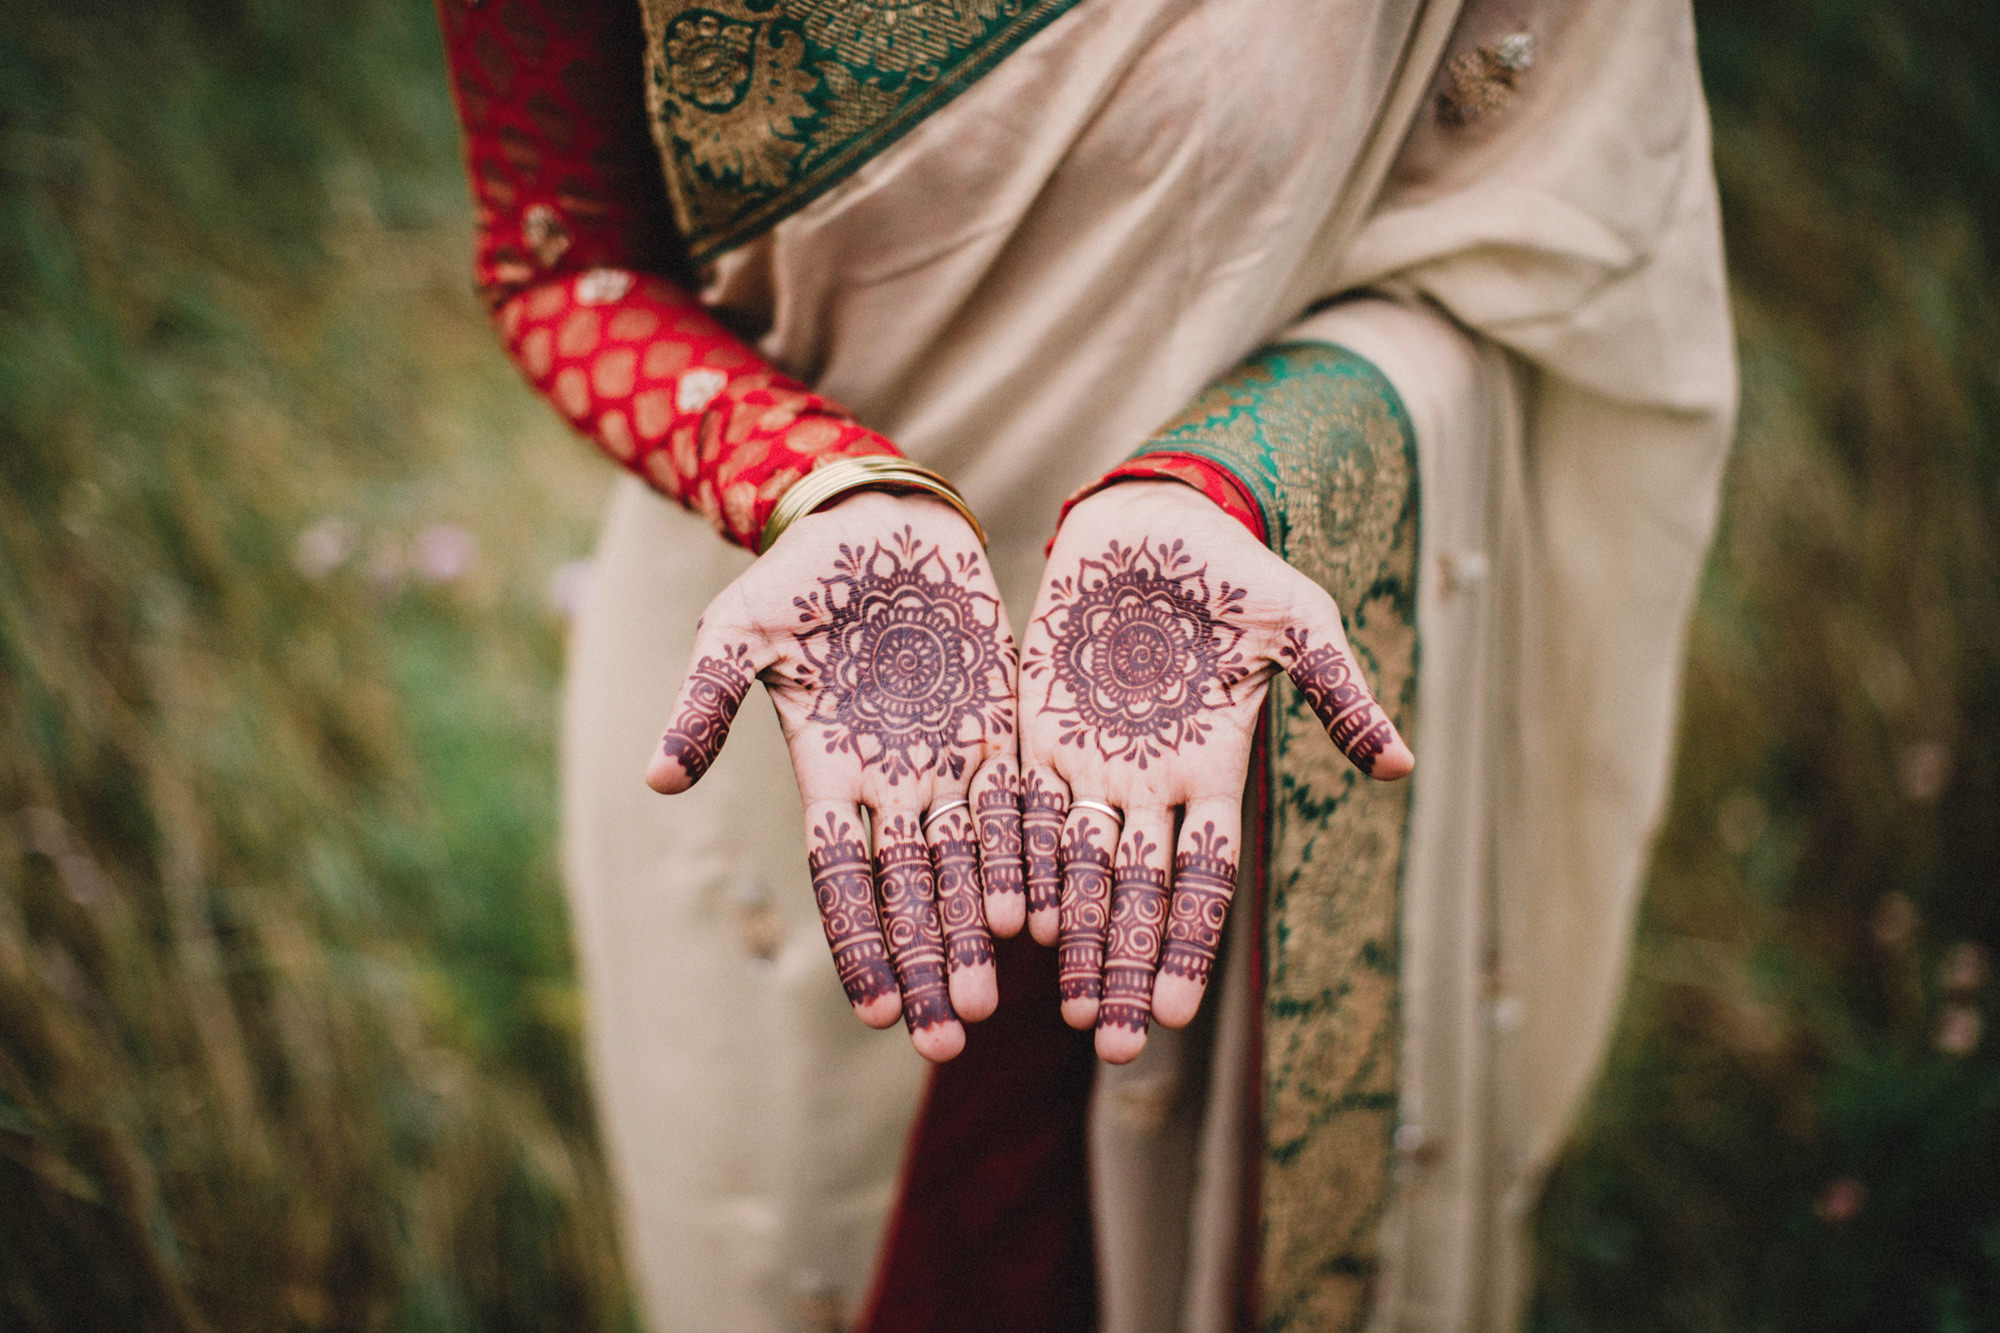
[759,456,987,553]
[1056,454,1266,544]
[809,486,976,534]
[497,267,906,549]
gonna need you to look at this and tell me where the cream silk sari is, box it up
[560,0,1735,1326]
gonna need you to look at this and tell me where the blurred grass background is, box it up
[1531,3,2000,1329]
[0,0,1994,1328]
[0,0,626,1326]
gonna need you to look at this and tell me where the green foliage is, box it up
[0,0,627,1327]
[1532,3,2000,1328]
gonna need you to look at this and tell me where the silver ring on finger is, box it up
[1070,799,1119,821]
[923,797,970,831]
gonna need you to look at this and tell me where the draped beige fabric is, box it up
[560,0,1734,1326]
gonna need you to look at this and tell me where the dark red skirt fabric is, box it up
[858,932,1100,1333]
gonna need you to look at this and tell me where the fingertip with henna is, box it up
[644,747,694,794]
[911,1018,967,1062]
[648,642,754,791]
[1095,1024,1146,1065]
[1151,977,1203,1029]
[1280,629,1414,781]
[1062,995,1100,1031]
[1371,734,1416,782]
[985,894,1027,940]
[855,991,904,1030]
[949,974,999,1024]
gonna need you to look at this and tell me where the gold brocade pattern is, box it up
[636,0,1085,260]
[1146,343,1419,1329]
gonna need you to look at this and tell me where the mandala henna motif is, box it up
[930,811,993,971]
[1161,822,1237,988]
[876,817,956,1032]
[659,642,756,781]
[1057,823,1113,1004]
[796,528,1012,784]
[1099,833,1170,1034]
[1281,627,1395,776]
[974,765,1025,907]
[1025,538,1248,768]
[807,813,896,1008]
[1021,770,1066,916]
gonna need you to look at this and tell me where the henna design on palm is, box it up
[658,642,755,782]
[808,813,896,1010]
[931,812,993,972]
[1279,627,1398,777]
[1021,485,1415,1055]
[1099,831,1171,1035]
[652,493,1017,1059]
[1021,769,1066,918]
[796,528,1012,784]
[1161,822,1237,988]
[1057,823,1113,1004]
[876,815,955,1033]
[1024,538,1249,768]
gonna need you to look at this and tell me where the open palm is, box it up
[646,491,1024,1062]
[1019,482,1412,1062]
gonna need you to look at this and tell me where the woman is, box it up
[436,0,1734,1327]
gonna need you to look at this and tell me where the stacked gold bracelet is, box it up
[757,455,989,554]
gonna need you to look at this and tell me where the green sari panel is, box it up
[1144,342,1421,1330]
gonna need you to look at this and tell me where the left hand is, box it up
[1018,481,1413,1062]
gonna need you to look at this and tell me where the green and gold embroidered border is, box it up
[1138,342,1420,1330]
[638,0,1085,262]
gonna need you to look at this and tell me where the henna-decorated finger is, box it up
[969,756,1026,939]
[873,808,965,1062]
[1277,619,1414,781]
[1020,765,1069,946]
[1056,802,1119,1030]
[646,627,765,793]
[1097,809,1174,1064]
[1153,800,1242,1029]
[804,802,900,1030]
[924,801,997,1023]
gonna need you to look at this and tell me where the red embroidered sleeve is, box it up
[435,0,900,548]
[1056,454,1267,543]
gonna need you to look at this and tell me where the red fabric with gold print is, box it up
[1057,453,1268,543]
[436,0,900,549]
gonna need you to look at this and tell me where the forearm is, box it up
[435,0,898,549]
[492,269,897,545]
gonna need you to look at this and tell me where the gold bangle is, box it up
[757,456,989,554]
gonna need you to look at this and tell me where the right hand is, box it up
[645,489,1025,1062]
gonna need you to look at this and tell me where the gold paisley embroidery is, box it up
[1263,372,1411,600]
[638,0,1085,260]
[808,59,905,159]
[1150,374,1264,441]
[1138,343,1420,1330]
[790,0,1010,76]
[1258,352,1417,1333]
[647,9,816,205]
